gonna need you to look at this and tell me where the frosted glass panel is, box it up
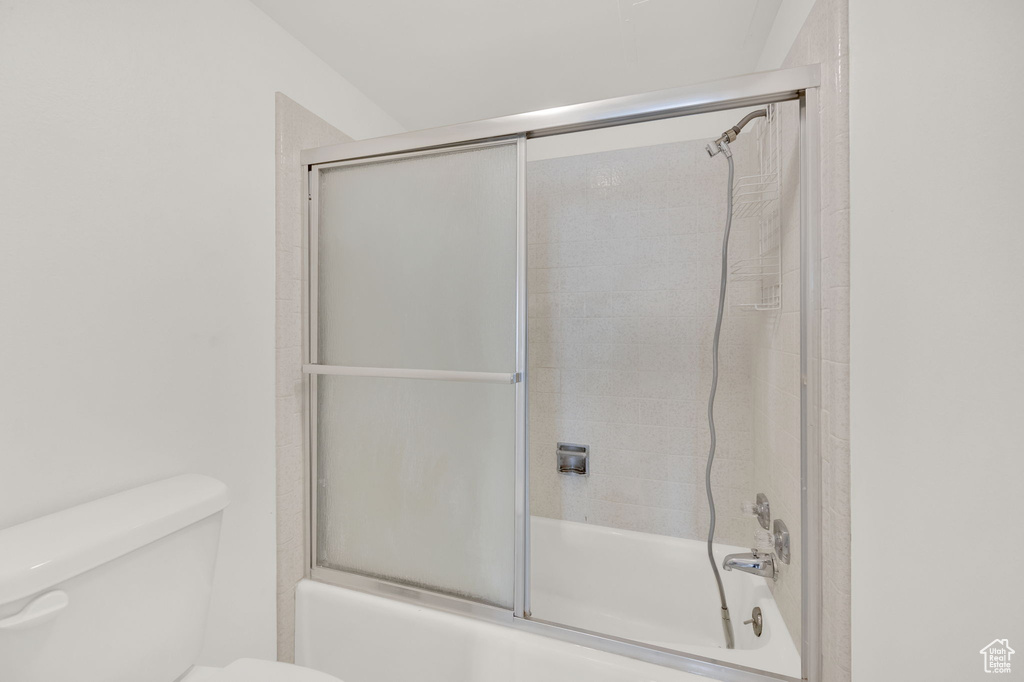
[316,376,515,607]
[317,143,518,372]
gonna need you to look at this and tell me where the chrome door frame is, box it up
[302,64,823,682]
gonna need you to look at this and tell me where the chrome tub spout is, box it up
[722,550,777,581]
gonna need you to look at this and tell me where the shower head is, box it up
[706,109,768,157]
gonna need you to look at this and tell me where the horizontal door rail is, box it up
[301,65,819,166]
[303,364,520,385]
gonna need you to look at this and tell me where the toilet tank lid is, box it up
[0,475,228,605]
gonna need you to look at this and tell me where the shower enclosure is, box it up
[300,65,821,682]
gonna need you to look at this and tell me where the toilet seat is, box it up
[208,658,342,681]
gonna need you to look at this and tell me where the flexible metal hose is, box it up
[706,146,736,650]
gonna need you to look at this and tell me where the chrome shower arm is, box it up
[706,109,767,157]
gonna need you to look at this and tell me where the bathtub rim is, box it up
[306,570,796,682]
[302,63,824,682]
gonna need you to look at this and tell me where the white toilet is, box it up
[0,475,341,682]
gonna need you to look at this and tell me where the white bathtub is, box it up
[531,517,799,677]
[296,517,800,681]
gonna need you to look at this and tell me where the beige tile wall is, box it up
[526,136,765,547]
[782,0,852,679]
[274,93,350,662]
[750,99,804,651]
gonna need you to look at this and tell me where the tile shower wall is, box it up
[749,100,804,650]
[782,0,852,679]
[527,136,762,547]
[274,93,351,662]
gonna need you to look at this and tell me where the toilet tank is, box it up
[0,475,228,682]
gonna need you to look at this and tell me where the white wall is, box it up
[755,0,817,72]
[0,0,401,666]
[850,2,1024,680]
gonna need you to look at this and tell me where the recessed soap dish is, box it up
[556,443,588,476]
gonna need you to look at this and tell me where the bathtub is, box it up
[296,517,800,682]
[530,517,800,677]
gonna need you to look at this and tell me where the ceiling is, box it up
[251,0,783,131]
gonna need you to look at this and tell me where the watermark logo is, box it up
[980,639,1015,674]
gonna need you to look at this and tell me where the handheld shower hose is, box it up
[704,108,766,650]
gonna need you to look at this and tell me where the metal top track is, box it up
[300,65,820,167]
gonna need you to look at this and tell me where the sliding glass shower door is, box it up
[300,66,823,682]
[308,140,523,608]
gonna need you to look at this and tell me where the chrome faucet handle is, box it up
[753,529,774,552]
[741,493,771,530]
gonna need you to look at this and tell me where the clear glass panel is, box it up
[525,105,803,678]
[317,143,518,372]
[316,375,515,608]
